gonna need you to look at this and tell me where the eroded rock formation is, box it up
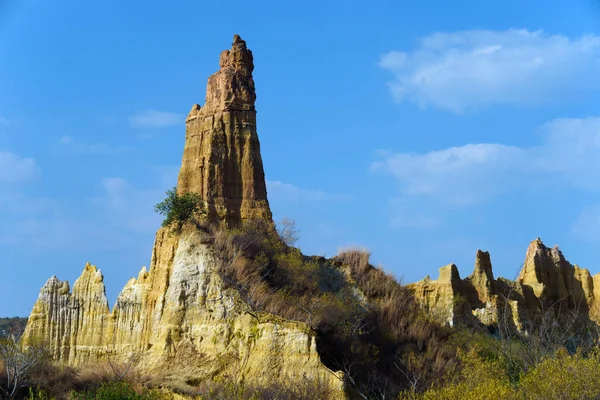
[24,229,342,393]
[22,34,600,398]
[409,238,600,331]
[22,35,341,396]
[177,34,272,227]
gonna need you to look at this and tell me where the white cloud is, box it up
[373,117,600,206]
[94,176,168,234]
[379,29,600,113]
[0,166,175,251]
[129,110,182,129]
[0,191,59,214]
[267,180,352,203]
[373,144,523,205]
[57,135,137,155]
[0,151,36,182]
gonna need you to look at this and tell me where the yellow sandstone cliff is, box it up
[25,228,342,392]
[409,238,600,332]
[22,34,600,397]
[23,35,343,397]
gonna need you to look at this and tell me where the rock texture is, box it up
[23,35,341,397]
[22,33,600,398]
[24,229,343,394]
[177,34,272,227]
[409,238,600,331]
[25,264,111,361]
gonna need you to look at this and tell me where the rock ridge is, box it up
[21,34,600,398]
[22,36,341,396]
[23,229,343,394]
[409,238,600,331]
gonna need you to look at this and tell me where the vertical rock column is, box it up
[177,34,272,227]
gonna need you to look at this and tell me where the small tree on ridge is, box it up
[154,187,206,230]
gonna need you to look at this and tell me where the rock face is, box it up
[177,34,272,227]
[24,229,342,394]
[22,35,341,396]
[409,238,600,331]
[25,264,111,361]
[22,34,600,397]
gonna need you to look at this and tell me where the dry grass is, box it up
[23,360,152,399]
[211,220,361,329]
[168,376,335,400]
[209,222,456,397]
[334,248,456,393]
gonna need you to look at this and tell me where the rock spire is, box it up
[409,238,600,330]
[22,37,342,395]
[177,34,272,227]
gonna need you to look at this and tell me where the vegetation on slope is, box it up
[13,209,600,399]
[207,218,600,399]
[0,317,28,338]
[210,218,456,398]
[154,187,205,230]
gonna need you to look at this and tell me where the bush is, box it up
[154,187,205,230]
[519,349,600,400]
[276,217,299,247]
[0,317,28,338]
[400,345,600,400]
[71,381,159,400]
[184,377,334,400]
[399,347,516,400]
[0,335,48,399]
[210,224,457,398]
[333,249,455,394]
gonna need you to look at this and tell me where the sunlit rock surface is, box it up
[409,238,600,332]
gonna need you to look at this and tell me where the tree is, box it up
[154,187,205,230]
[0,336,47,399]
[0,318,28,339]
[276,217,299,247]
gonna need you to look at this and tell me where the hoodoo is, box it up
[22,35,342,396]
[22,34,600,399]
[177,34,272,227]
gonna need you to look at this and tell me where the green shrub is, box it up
[212,223,454,398]
[154,187,205,229]
[71,381,159,400]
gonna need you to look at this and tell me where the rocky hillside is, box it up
[0,317,27,338]
[23,35,342,397]
[21,35,600,399]
[409,238,600,333]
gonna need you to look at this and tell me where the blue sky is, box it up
[2,0,600,316]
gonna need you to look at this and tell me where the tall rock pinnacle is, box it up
[177,34,272,226]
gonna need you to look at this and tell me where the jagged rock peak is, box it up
[468,250,495,303]
[473,250,493,276]
[518,237,573,299]
[72,263,109,306]
[438,264,461,285]
[138,266,149,281]
[219,34,254,74]
[23,228,343,395]
[177,34,272,227]
[41,276,70,294]
[409,237,600,330]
